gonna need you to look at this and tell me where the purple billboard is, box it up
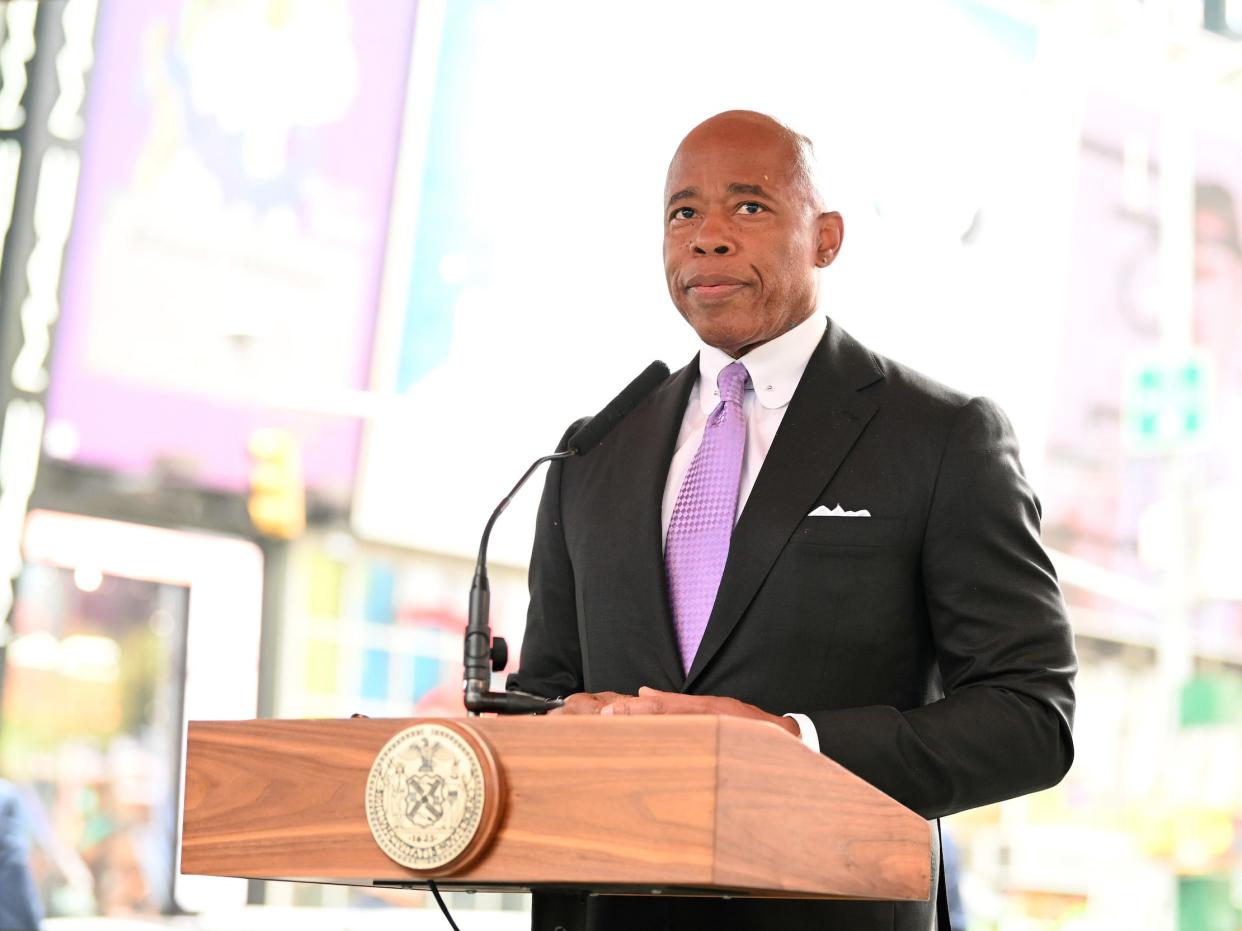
[46,0,418,507]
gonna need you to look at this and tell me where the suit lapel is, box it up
[684,320,885,689]
[617,357,698,690]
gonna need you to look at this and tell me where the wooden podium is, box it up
[181,715,931,902]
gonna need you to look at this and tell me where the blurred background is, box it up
[0,0,1239,928]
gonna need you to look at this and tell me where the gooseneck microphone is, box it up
[564,361,672,455]
[463,360,670,715]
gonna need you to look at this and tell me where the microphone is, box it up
[567,360,672,455]
[463,360,670,715]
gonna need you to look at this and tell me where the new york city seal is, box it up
[365,722,497,871]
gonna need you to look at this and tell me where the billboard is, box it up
[45,0,418,509]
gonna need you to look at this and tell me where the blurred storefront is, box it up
[2,511,262,919]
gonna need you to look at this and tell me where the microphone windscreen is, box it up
[568,361,669,455]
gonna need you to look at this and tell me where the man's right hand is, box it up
[548,691,630,715]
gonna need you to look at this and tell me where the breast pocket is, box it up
[788,516,905,547]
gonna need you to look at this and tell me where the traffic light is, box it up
[247,428,306,539]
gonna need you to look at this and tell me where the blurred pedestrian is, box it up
[0,779,42,930]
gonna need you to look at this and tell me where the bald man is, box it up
[510,111,1076,931]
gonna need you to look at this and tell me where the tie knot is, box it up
[716,362,748,407]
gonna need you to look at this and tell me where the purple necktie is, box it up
[665,361,749,674]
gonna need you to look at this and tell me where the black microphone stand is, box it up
[463,450,574,715]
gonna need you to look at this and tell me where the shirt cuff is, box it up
[784,713,820,753]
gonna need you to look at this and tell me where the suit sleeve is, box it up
[505,419,589,700]
[810,396,1077,820]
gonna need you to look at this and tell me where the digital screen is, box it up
[2,563,189,916]
[353,1,1057,566]
[45,0,418,508]
[1042,93,1242,638]
[14,510,265,915]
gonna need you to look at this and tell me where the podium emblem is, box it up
[366,722,498,871]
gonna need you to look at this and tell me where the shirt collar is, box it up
[696,313,827,414]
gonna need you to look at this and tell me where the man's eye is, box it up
[737,202,765,215]
[671,207,696,220]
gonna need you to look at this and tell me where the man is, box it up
[509,110,1077,931]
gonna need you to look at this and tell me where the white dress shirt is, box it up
[661,311,827,753]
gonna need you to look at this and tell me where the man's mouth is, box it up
[685,274,748,298]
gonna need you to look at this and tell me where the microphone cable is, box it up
[428,879,462,931]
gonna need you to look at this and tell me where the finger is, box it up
[602,697,661,716]
[548,697,588,715]
[554,694,603,715]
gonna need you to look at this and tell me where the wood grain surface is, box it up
[713,716,930,900]
[182,715,929,900]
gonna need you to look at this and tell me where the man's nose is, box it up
[692,216,735,255]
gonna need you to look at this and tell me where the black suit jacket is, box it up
[510,318,1077,931]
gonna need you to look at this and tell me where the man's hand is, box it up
[599,686,800,737]
[547,691,630,715]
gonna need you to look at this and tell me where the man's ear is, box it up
[815,211,844,267]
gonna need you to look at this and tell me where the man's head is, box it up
[663,111,844,358]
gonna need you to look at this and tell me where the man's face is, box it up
[662,117,841,357]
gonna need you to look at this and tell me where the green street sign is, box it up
[1122,354,1211,453]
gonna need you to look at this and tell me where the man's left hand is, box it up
[600,686,799,737]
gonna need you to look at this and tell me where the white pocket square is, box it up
[808,504,871,518]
